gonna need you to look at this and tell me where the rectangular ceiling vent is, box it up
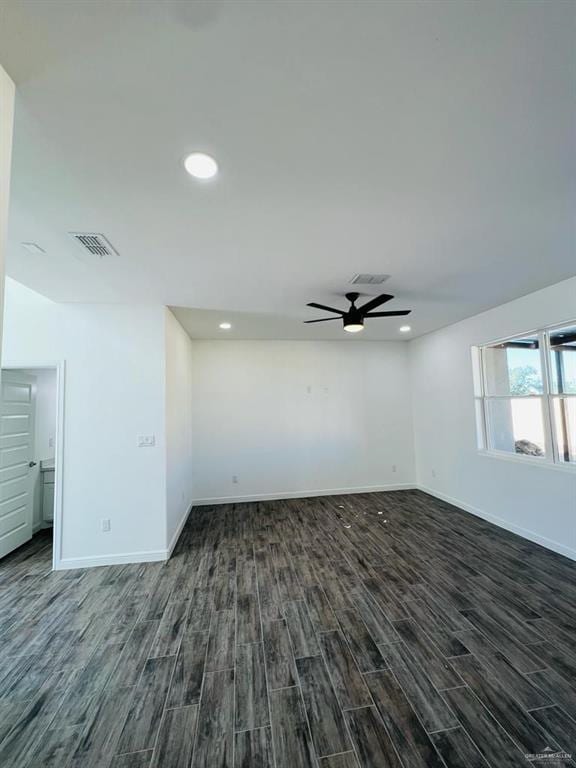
[69,232,118,257]
[350,273,390,285]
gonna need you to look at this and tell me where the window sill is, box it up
[477,450,576,473]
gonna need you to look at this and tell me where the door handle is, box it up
[28,461,37,468]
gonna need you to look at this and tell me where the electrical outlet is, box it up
[101,519,111,533]
[392,464,397,473]
[137,435,156,448]
[431,469,437,478]
[48,436,54,449]
[232,475,239,484]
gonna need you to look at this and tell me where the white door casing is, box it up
[0,371,36,558]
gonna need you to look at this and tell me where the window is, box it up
[549,325,576,463]
[474,323,576,466]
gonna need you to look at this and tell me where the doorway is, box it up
[0,364,63,569]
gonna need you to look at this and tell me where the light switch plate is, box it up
[138,435,156,448]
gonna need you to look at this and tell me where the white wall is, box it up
[2,278,168,567]
[410,276,576,560]
[190,340,415,502]
[0,65,15,370]
[165,309,194,549]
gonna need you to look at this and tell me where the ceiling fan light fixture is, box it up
[343,322,364,333]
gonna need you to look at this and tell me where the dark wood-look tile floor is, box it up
[1,491,575,768]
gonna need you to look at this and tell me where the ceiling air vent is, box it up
[69,232,118,257]
[350,273,390,285]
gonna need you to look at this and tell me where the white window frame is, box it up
[473,320,576,471]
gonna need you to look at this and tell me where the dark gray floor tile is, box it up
[392,619,463,690]
[237,593,261,644]
[109,750,153,768]
[296,654,351,757]
[379,642,458,732]
[235,642,270,732]
[526,667,576,716]
[344,706,403,768]
[430,727,490,768]
[150,705,198,768]
[458,629,552,710]
[166,630,208,708]
[336,610,386,673]
[442,685,535,767]
[318,630,372,710]
[318,753,359,768]
[149,600,189,658]
[107,620,160,687]
[529,705,576,755]
[234,726,275,768]
[365,669,444,768]
[304,585,339,632]
[269,686,316,768]
[263,619,298,690]
[284,600,319,658]
[191,669,234,768]
[450,654,561,755]
[68,686,136,768]
[205,609,235,672]
[116,655,176,754]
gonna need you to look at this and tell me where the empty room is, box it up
[0,2,575,767]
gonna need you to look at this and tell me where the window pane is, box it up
[549,325,576,394]
[483,336,543,396]
[486,397,546,456]
[552,397,576,463]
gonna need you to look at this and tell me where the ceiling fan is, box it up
[305,292,411,333]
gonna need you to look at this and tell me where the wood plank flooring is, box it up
[1,491,575,767]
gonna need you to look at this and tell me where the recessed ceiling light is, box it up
[399,325,411,333]
[219,322,232,330]
[184,152,218,179]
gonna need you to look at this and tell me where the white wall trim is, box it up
[416,484,576,562]
[192,483,415,506]
[55,549,169,570]
[166,500,193,557]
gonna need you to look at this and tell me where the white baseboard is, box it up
[55,500,196,571]
[55,549,168,570]
[55,485,573,569]
[416,484,576,562]
[166,501,194,558]
[192,483,415,506]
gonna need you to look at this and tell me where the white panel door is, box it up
[0,371,36,558]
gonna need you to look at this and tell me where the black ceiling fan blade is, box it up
[364,310,411,317]
[358,294,394,313]
[304,317,341,324]
[307,302,345,315]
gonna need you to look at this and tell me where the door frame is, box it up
[1,361,65,570]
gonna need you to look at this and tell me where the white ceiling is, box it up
[1,0,574,340]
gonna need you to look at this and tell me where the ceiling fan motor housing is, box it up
[344,307,364,328]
